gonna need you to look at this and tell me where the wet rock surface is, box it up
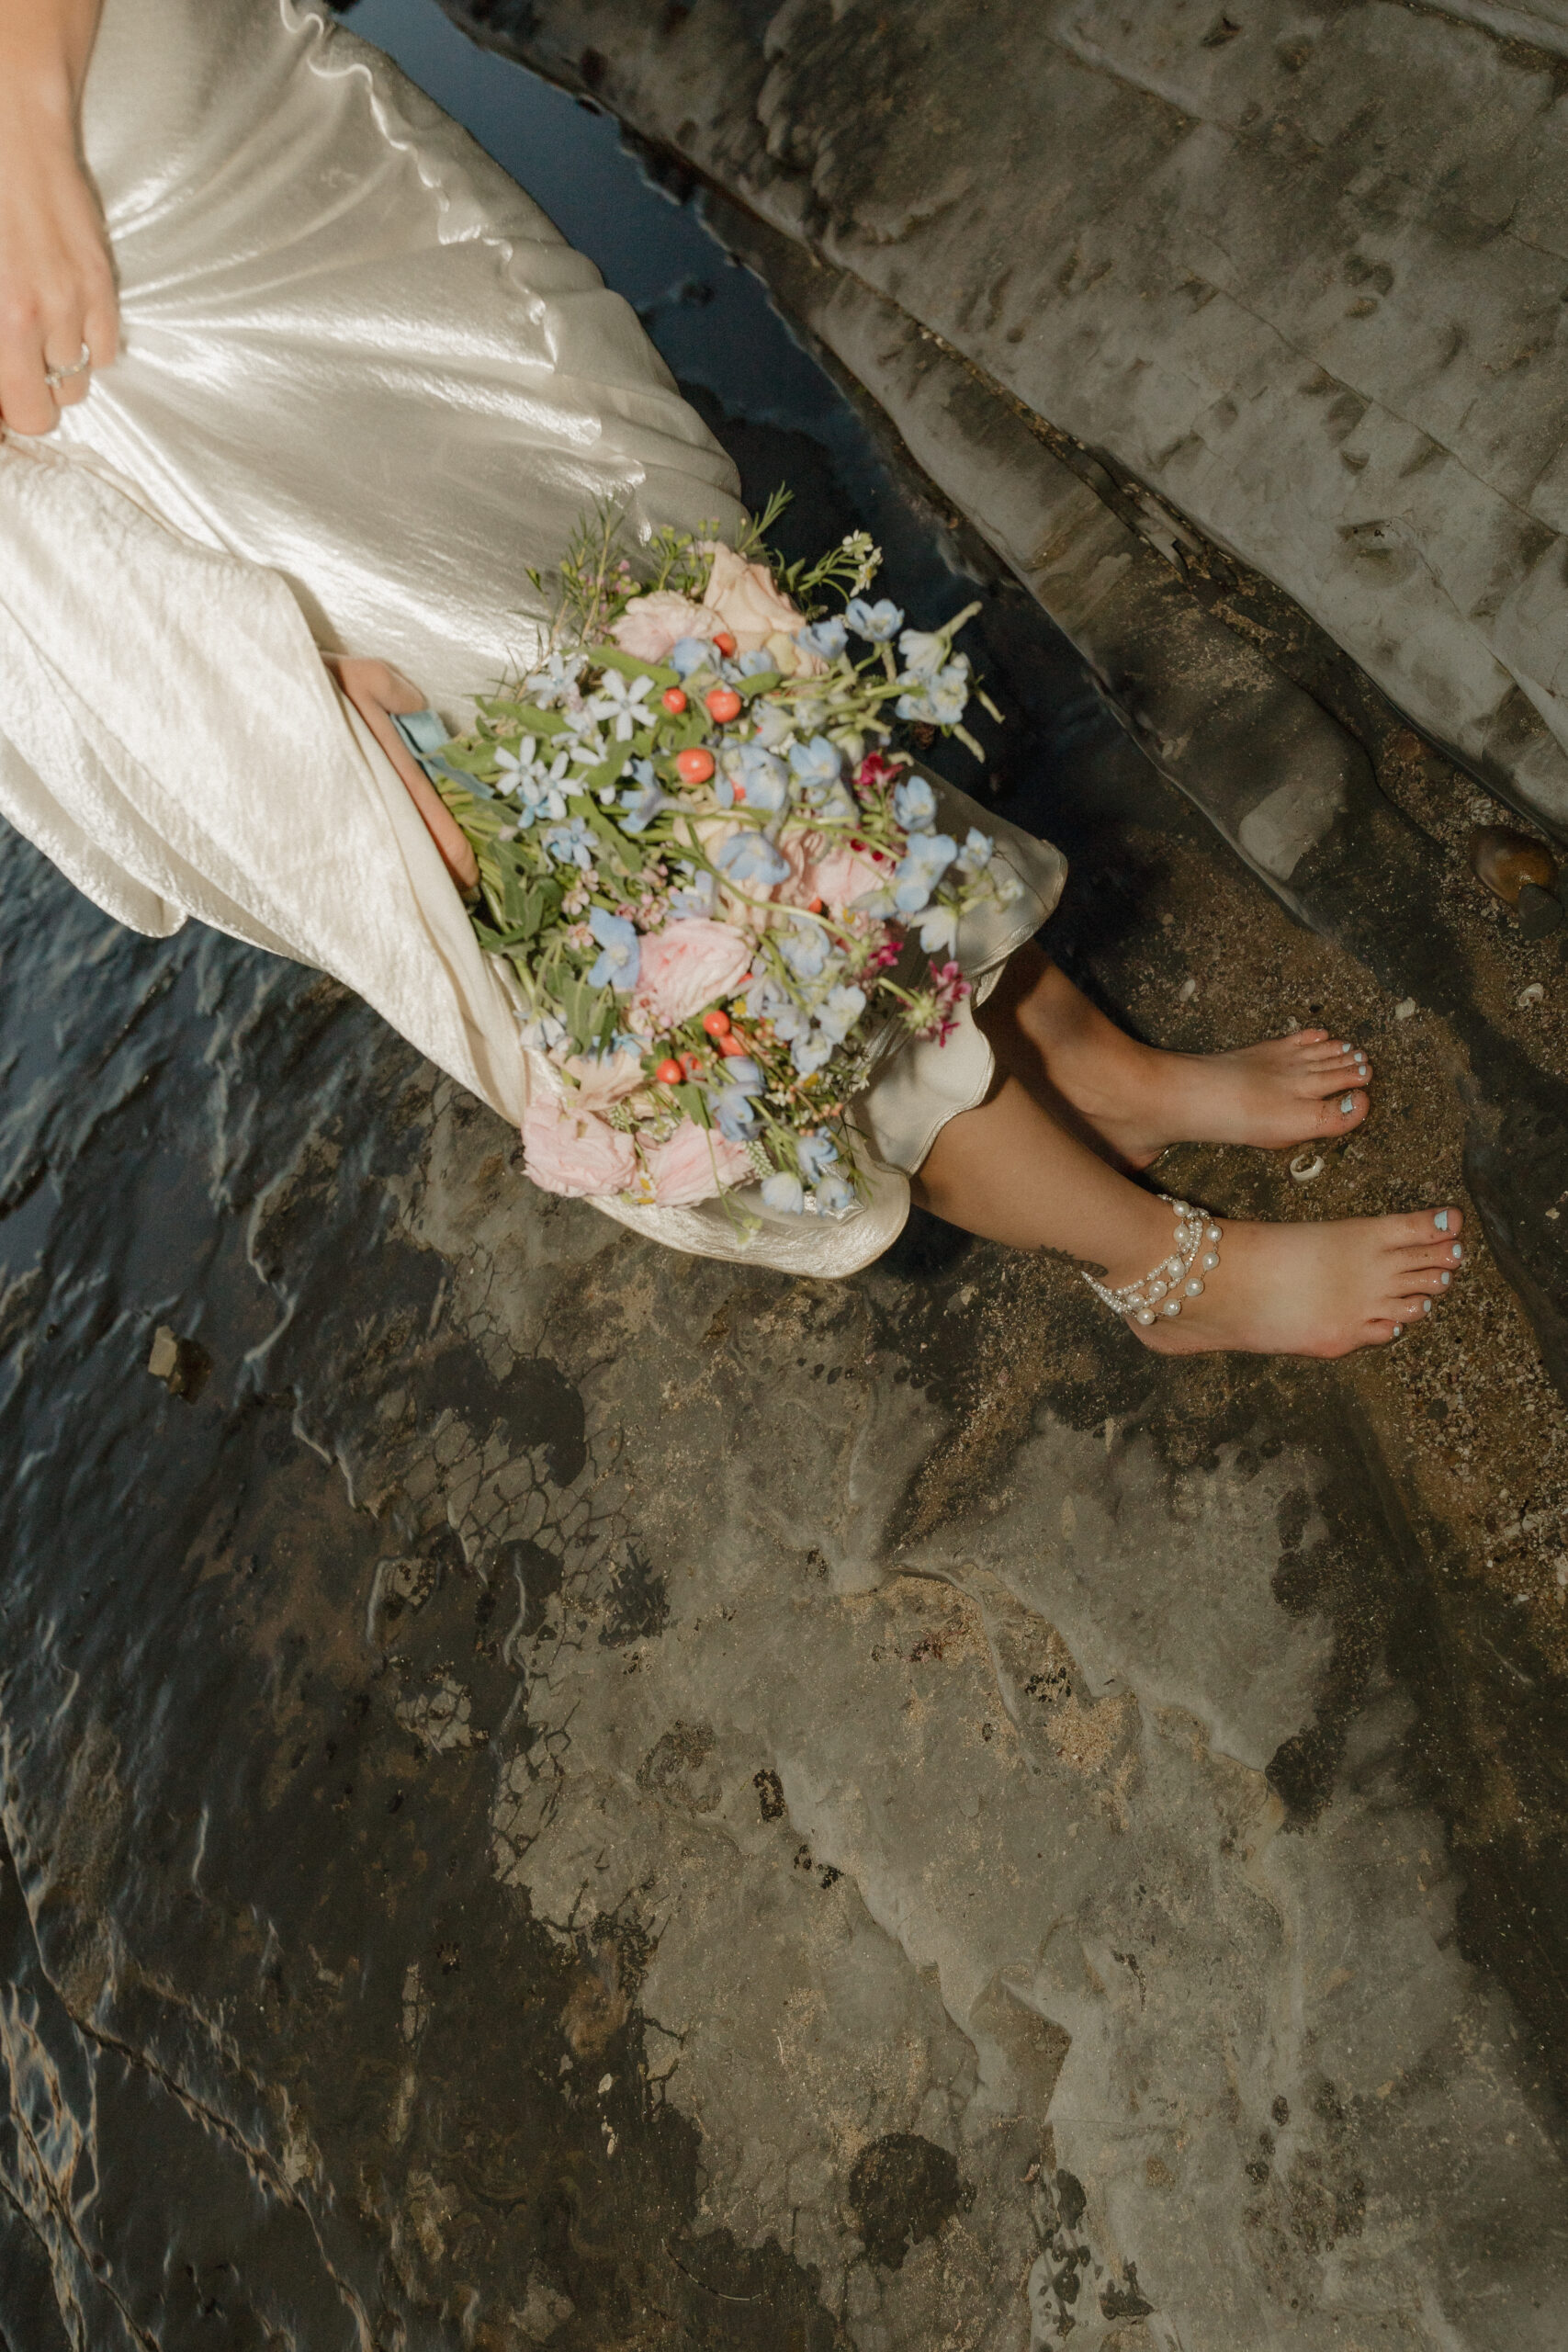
[6,11,1568,2347]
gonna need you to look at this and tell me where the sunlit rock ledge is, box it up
[448,0,1568,843]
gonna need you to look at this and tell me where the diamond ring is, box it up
[44,342,93,391]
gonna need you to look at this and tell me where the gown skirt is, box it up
[0,0,1065,1276]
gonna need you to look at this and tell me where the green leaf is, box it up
[592,643,679,690]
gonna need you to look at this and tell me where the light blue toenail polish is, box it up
[1452,1242,1463,1261]
[1440,1272,1450,1285]
[1340,1042,1351,1053]
[1422,1298,1431,1313]
[1339,1093,1355,1114]
[1434,1210,1450,1231]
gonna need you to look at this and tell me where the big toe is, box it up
[1314,1085,1370,1136]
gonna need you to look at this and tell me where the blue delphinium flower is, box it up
[846,596,905,643]
[797,616,849,660]
[668,865,717,919]
[735,745,790,814]
[897,625,949,680]
[669,635,714,678]
[722,1057,764,1092]
[897,658,970,726]
[739,648,776,677]
[788,735,842,796]
[818,984,867,1044]
[917,905,959,956]
[709,1085,761,1141]
[779,922,830,982]
[586,909,639,991]
[767,1001,809,1045]
[891,831,958,914]
[892,775,937,831]
[618,762,668,834]
[761,1170,806,1215]
[792,1031,833,1077]
[716,832,792,889]
[815,1172,857,1216]
[956,825,993,875]
[797,1131,839,1184]
[544,817,596,870]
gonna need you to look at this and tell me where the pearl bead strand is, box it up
[1081,1197,1223,1327]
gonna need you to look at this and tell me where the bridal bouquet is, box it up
[422,501,1021,1226]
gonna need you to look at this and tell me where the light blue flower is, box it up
[668,866,717,919]
[723,1057,764,1093]
[797,1131,839,1184]
[669,635,714,678]
[956,825,994,874]
[846,596,904,643]
[814,1173,857,1216]
[521,650,586,708]
[744,972,787,1021]
[818,985,867,1044]
[739,649,776,677]
[761,1170,806,1215]
[767,1001,809,1044]
[897,659,970,727]
[788,735,843,795]
[897,625,950,680]
[792,1031,834,1077]
[543,817,596,870]
[618,765,669,833]
[798,616,849,659]
[586,909,639,991]
[709,1085,761,1141]
[779,923,830,982]
[892,775,938,832]
[735,746,791,814]
[892,831,957,914]
[587,669,656,740]
[716,831,792,889]
[917,905,959,956]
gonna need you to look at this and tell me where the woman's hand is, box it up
[0,1,118,435]
[328,657,480,897]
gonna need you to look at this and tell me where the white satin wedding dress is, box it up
[0,0,1063,1273]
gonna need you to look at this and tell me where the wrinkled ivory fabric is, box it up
[0,0,1065,1274]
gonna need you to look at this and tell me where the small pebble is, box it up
[1178,977,1197,1001]
[1517,982,1545,1006]
[1393,998,1416,1020]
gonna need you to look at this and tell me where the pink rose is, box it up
[643,1118,756,1206]
[631,919,753,1035]
[701,543,807,653]
[559,1049,646,1114]
[610,591,717,665]
[798,838,888,914]
[520,1097,637,1200]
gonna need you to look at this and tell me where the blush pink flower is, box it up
[610,591,716,665]
[643,1118,756,1206]
[795,836,887,915]
[700,543,807,653]
[558,1049,646,1114]
[519,1097,637,1200]
[631,919,753,1035]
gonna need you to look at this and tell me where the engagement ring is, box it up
[44,343,93,390]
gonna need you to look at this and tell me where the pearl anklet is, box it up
[1082,1196,1223,1327]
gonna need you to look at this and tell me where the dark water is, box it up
[0,9,1142,2345]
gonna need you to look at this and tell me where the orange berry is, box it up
[680,1052,703,1080]
[702,1009,732,1037]
[705,686,742,723]
[731,783,747,804]
[713,629,738,658]
[676,747,716,786]
[807,896,825,914]
[655,1058,684,1085]
[661,685,688,714]
[717,1031,749,1058]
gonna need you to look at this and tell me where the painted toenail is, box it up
[1340,1042,1351,1053]
[1440,1272,1450,1285]
[1392,1323,1403,1338]
[1339,1093,1356,1114]
[1452,1242,1463,1261]
[1422,1298,1431,1313]
[1434,1210,1450,1231]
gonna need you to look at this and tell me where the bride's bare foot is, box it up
[998,955,1375,1168]
[1083,1028,1372,1170]
[1107,1205,1465,1359]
